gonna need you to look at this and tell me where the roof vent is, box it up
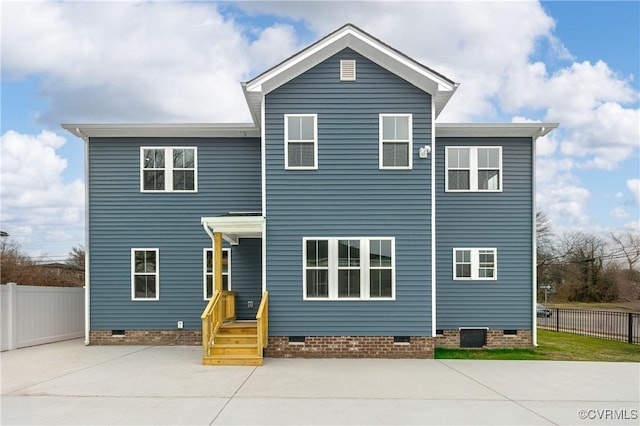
[340,60,356,81]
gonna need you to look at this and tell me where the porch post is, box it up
[214,232,223,292]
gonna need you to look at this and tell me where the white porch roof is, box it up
[201,214,264,245]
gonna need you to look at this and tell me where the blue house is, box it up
[63,24,557,365]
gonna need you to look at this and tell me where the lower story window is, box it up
[204,248,230,299]
[303,237,395,300]
[453,248,497,280]
[131,248,159,300]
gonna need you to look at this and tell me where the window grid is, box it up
[285,114,318,170]
[303,237,395,300]
[453,248,497,280]
[445,146,502,192]
[380,114,412,169]
[131,249,159,301]
[204,248,231,300]
[141,147,197,192]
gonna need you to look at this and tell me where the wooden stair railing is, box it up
[256,291,269,354]
[201,290,236,357]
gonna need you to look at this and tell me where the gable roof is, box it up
[242,24,458,126]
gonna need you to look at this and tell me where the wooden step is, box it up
[209,344,258,356]
[218,323,258,335]
[203,354,263,366]
[214,333,258,345]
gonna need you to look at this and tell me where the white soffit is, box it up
[243,24,458,120]
[61,123,260,139]
[436,123,559,139]
[201,215,265,238]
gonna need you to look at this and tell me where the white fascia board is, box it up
[201,216,265,237]
[61,123,260,139]
[436,123,559,139]
[245,26,456,96]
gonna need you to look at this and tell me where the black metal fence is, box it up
[537,308,640,345]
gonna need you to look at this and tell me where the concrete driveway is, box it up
[1,339,638,425]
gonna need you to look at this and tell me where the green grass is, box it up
[435,330,640,362]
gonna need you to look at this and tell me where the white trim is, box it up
[436,123,558,138]
[452,248,497,281]
[200,215,265,239]
[131,248,160,301]
[532,135,538,346]
[82,134,90,345]
[284,114,318,170]
[62,123,259,138]
[445,146,502,192]
[261,95,267,294]
[379,114,413,170]
[430,97,437,337]
[302,237,396,301]
[140,147,198,193]
[203,248,231,300]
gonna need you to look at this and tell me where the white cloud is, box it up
[628,178,640,203]
[536,178,590,226]
[609,207,630,218]
[1,2,300,126]
[0,130,84,256]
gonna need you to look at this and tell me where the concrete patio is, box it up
[1,339,638,425]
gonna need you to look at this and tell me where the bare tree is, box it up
[66,245,85,271]
[559,231,617,302]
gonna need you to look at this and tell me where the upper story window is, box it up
[203,248,230,300]
[131,248,159,300]
[303,237,395,300]
[141,147,197,192]
[453,248,497,280]
[285,114,317,170]
[446,146,502,192]
[380,114,412,169]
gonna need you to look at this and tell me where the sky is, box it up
[1,0,639,261]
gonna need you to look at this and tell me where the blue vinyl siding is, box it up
[231,238,262,320]
[88,137,261,330]
[435,137,533,330]
[265,49,433,336]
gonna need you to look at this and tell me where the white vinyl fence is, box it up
[1,283,84,351]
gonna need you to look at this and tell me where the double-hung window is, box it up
[203,248,231,299]
[141,147,197,192]
[453,248,497,280]
[446,146,502,191]
[131,249,159,300]
[285,114,317,169]
[303,237,395,300]
[380,114,412,169]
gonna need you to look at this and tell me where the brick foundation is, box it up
[434,329,533,349]
[264,336,434,359]
[89,330,201,346]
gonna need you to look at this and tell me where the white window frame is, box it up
[302,237,396,301]
[379,114,412,170]
[140,147,198,193]
[131,248,159,301]
[284,114,318,170]
[203,248,231,300]
[445,146,502,192]
[452,248,497,280]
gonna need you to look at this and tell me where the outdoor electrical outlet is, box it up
[177,321,183,329]
[248,301,254,308]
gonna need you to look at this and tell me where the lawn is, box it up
[435,329,640,362]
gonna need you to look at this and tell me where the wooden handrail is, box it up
[256,291,269,352]
[201,290,236,358]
